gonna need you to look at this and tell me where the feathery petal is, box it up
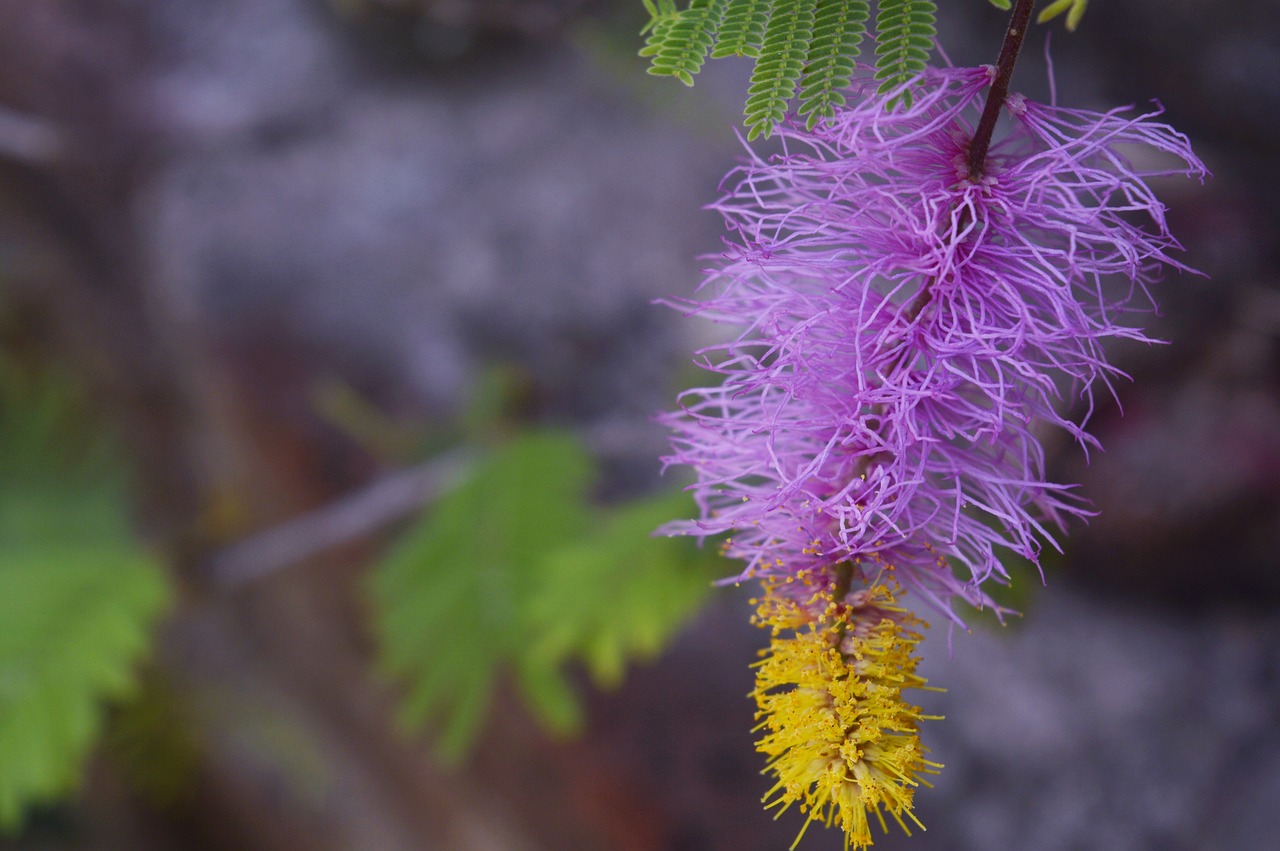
[661,65,1205,617]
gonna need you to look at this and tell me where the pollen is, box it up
[751,581,939,849]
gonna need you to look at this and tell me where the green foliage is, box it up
[372,431,590,758]
[0,363,170,829]
[641,0,728,86]
[641,0,1090,133]
[711,0,773,59]
[744,0,818,138]
[1036,0,1088,31]
[370,430,720,761]
[873,0,937,106]
[798,0,870,129]
[641,0,940,137]
[525,489,720,688]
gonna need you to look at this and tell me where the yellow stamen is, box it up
[751,580,940,849]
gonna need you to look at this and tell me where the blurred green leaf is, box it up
[0,363,170,829]
[370,430,722,759]
[1036,0,1088,31]
[513,656,582,736]
[527,490,718,688]
[370,430,594,761]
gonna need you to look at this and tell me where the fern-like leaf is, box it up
[0,539,169,828]
[711,0,774,58]
[642,0,945,135]
[642,0,727,85]
[525,491,719,688]
[798,0,871,128]
[371,431,594,760]
[0,363,169,829]
[744,0,818,138]
[371,428,723,760]
[873,0,937,106]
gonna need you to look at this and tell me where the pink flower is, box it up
[662,65,1206,620]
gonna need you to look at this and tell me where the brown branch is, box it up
[205,449,474,590]
[203,418,667,590]
[968,0,1038,178]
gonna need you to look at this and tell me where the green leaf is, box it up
[513,657,582,735]
[744,0,819,138]
[874,0,938,106]
[798,0,871,129]
[525,490,719,688]
[642,0,728,86]
[0,365,169,829]
[711,0,774,58]
[371,427,723,758]
[986,0,1011,10]
[0,539,169,828]
[641,0,968,137]
[370,431,594,760]
[1036,0,1088,31]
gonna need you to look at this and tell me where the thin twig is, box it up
[203,419,667,591]
[968,0,1038,178]
[843,0,1041,518]
[206,449,474,590]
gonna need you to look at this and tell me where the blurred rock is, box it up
[913,584,1280,851]
[146,0,732,438]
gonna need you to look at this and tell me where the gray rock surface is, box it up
[915,589,1280,850]
[145,0,736,426]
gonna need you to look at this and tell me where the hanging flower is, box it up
[752,578,938,849]
[661,65,1206,620]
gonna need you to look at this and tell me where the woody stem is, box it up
[968,0,1038,179]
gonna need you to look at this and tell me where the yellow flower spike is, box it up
[751,580,940,849]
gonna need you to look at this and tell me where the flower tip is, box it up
[752,581,935,849]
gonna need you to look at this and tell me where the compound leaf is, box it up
[799,0,871,129]
[642,0,728,85]
[370,430,593,761]
[744,0,819,138]
[874,0,938,106]
[643,0,945,137]
[371,428,723,758]
[526,490,720,688]
[0,363,169,829]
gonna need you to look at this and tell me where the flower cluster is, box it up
[752,578,938,849]
[663,65,1205,619]
[662,64,1204,847]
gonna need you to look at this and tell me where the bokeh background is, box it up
[1,0,1277,849]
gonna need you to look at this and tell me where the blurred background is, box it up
[0,0,1277,849]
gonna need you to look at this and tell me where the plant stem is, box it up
[847,1,1040,531]
[968,0,1037,178]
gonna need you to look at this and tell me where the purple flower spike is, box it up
[661,66,1206,620]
